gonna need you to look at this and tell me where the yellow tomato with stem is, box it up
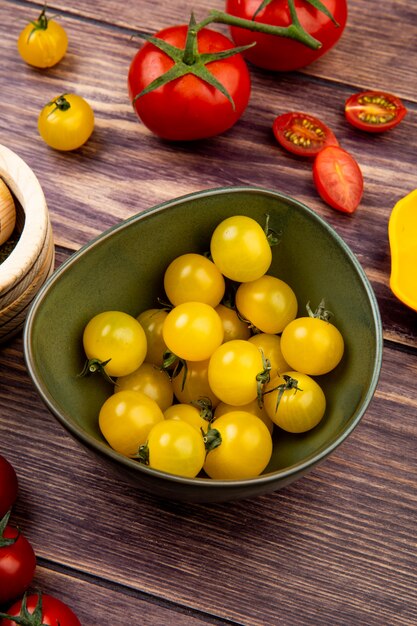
[203,411,273,479]
[99,390,164,457]
[38,93,94,151]
[172,359,220,408]
[18,8,68,68]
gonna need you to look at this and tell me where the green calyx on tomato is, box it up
[191,397,214,422]
[252,0,338,25]
[306,299,333,321]
[264,373,302,413]
[0,510,18,548]
[0,592,43,626]
[256,350,272,407]
[78,357,115,385]
[202,423,222,453]
[132,13,255,110]
[46,94,71,115]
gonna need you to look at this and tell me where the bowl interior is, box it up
[24,187,382,487]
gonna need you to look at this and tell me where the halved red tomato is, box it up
[273,112,339,157]
[345,90,407,133]
[313,145,363,214]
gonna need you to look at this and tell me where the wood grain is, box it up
[1,337,416,625]
[0,1,416,625]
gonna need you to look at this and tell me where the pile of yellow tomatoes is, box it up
[81,215,344,480]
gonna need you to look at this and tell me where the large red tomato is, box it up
[128,24,251,140]
[225,0,347,71]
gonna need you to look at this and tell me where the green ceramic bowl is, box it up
[24,187,383,502]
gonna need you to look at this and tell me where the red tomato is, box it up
[0,515,36,605]
[1,592,81,625]
[225,0,347,71]
[0,455,18,519]
[345,90,407,133]
[313,146,363,214]
[273,111,338,157]
[128,24,251,140]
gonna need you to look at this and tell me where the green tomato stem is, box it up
[196,7,322,50]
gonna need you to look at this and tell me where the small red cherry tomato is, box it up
[273,112,339,157]
[1,592,81,626]
[0,513,36,605]
[345,90,407,133]
[313,145,363,214]
[0,455,18,519]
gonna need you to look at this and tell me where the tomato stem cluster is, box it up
[132,0,338,109]
[0,591,46,625]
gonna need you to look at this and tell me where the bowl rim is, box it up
[0,144,50,294]
[24,185,384,490]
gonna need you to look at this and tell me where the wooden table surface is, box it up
[1,1,416,624]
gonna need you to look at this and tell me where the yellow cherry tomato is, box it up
[38,93,94,151]
[210,215,272,282]
[172,359,220,408]
[248,333,289,376]
[99,390,164,457]
[208,339,265,406]
[214,399,274,434]
[235,275,298,334]
[137,308,169,367]
[215,304,251,342]
[203,411,273,479]
[162,302,224,361]
[115,363,173,411]
[164,403,209,433]
[83,310,147,378]
[263,371,326,433]
[281,315,344,375]
[18,8,68,68]
[146,420,206,478]
[164,253,225,307]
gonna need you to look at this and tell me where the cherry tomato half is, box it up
[273,111,339,157]
[0,515,36,605]
[345,90,407,133]
[313,146,363,214]
[17,8,68,68]
[0,455,18,519]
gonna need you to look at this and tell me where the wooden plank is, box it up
[17,0,417,100]
[1,3,416,346]
[10,566,224,625]
[1,336,416,625]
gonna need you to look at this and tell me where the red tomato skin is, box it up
[128,25,251,140]
[226,0,347,71]
[345,90,407,133]
[272,111,339,157]
[1,593,81,625]
[0,456,18,519]
[313,145,363,214]
[0,525,36,605]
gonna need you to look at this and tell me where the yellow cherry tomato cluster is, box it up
[81,215,345,480]
[17,8,94,151]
